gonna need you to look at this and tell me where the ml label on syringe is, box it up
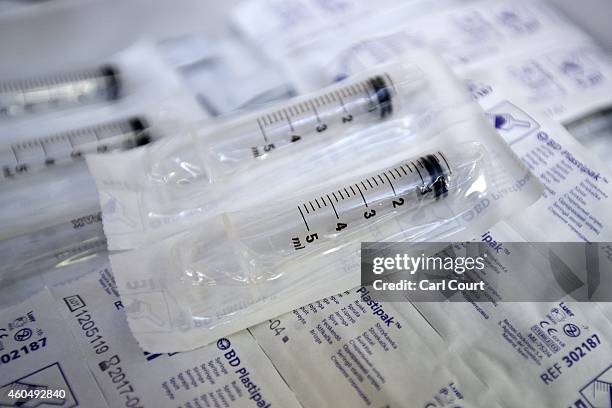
[290,152,451,252]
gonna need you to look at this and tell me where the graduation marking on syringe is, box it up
[256,118,269,143]
[335,92,349,115]
[438,151,452,174]
[246,73,394,160]
[383,172,397,196]
[288,153,455,253]
[308,100,322,124]
[413,163,424,184]
[10,145,18,162]
[326,194,339,219]
[282,108,295,132]
[39,141,48,156]
[355,184,368,207]
[298,206,310,231]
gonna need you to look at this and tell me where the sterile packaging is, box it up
[408,68,612,407]
[88,54,428,249]
[414,270,612,407]
[0,224,302,408]
[472,67,612,243]
[158,33,294,116]
[230,0,474,64]
[238,0,612,126]
[0,289,110,408]
[249,287,504,408]
[88,52,543,351]
[0,42,206,240]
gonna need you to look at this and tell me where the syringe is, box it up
[0,65,120,118]
[181,146,483,283]
[1,117,150,180]
[199,61,425,181]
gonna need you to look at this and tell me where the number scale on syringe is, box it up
[221,150,458,272]
[252,75,394,156]
[207,73,398,176]
[0,66,120,118]
[1,118,149,180]
[290,152,450,252]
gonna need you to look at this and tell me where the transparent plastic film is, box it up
[99,50,546,350]
[150,59,427,187]
[177,144,485,286]
[1,117,151,181]
[0,65,121,119]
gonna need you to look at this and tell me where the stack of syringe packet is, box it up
[1,1,612,407]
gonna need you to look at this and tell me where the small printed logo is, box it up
[486,101,540,145]
[9,316,28,330]
[63,295,86,312]
[216,338,231,351]
[563,323,581,338]
[548,307,567,323]
[537,131,549,142]
[488,113,531,131]
[14,328,32,342]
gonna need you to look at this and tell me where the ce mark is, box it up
[539,320,559,336]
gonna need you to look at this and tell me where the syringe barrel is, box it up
[1,117,149,180]
[0,65,120,118]
[181,146,484,284]
[200,62,425,182]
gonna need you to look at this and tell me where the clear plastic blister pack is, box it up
[88,52,543,351]
[177,144,483,286]
[0,41,206,239]
[88,56,432,249]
